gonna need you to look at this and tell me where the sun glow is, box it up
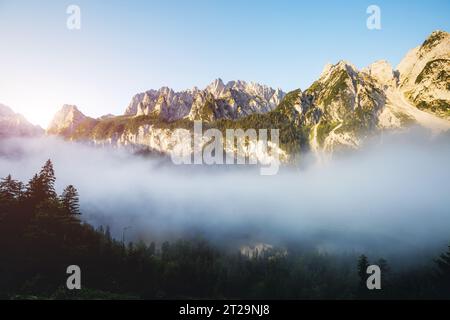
[0,74,111,129]
[1,94,63,129]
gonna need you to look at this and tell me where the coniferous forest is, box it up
[0,159,449,299]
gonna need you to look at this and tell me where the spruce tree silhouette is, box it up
[61,185,80,215]
[0,174,23,202]
[38,159,57,200]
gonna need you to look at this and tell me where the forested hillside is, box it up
[1,160,449,299]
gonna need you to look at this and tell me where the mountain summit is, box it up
[397,30,450,120]
[47,105,89,137]
[45,30,450,160]
[124,79,286,122]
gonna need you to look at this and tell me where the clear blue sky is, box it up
[0,0,449,127]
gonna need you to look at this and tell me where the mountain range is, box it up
[123,79,285,122]
[1,30,449,161]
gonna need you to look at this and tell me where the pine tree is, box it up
[25,160,57,205]
[39,159,57,200]
[24,173,40,204]
[0,174,23,202]
[61,185,80,215]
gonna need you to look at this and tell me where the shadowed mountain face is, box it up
[39,30,450,160]
[0,104,43,138]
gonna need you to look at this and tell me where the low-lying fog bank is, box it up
[1,128,449,265]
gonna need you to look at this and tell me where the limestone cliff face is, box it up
[48,31,450,161]
[91,124,287,165]
[47,105,89,137]
[125,79,286,122]
[299,31,450,154]
[397,30,450,120]
[297,60,387,153]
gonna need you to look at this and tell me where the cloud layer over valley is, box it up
[1,130,449,262]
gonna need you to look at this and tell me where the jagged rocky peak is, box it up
[421,30,449,51]
[207,78,286,105]
[397,30,450,88]
[270,87,285,107]
[362,60,398,87]
[316,60,359,85]
[159,86,174,97]
[135,90,160,116]
[124,79,286,122]
[397,30,450,119]
[308,60,359,97]
[302,59,386,150]
[47,104,87,135]
[333,60,358,75]
[187,91,216,123]
[206,78,226,98]
[320,63,334,78]
[124,92,145,115]
[315,59,391,96]
[132,87,193,121]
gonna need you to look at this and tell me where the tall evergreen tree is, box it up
[39,159,57,200]
[24,173,40,203]
[61,185,80,215]
[24,160,57,205]
[0,174,22,202]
